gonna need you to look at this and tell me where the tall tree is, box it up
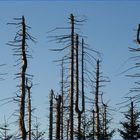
[75,34,85,140]
[8,16,35,140]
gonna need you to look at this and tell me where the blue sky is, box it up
[0,1,139,139]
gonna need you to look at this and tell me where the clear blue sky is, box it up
[0,1,139,139]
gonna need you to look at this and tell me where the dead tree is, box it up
[55,95,62,140]
[26,78,33,140]
[49,89,54,140]
[101,93,108,140]
[69,13,75,140]
[8,16,35,140]
[48,14,87,139]
[60,59,64,140]
[94,59,100,140]
[75,34,85,140]
[19,16,27,140]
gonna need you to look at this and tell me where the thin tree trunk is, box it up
[60,59,64,140]
[49,89,54,140]
[94,59,100,140]
[26,79,32,140]
[56,95,61,140]
[69,13,74,140]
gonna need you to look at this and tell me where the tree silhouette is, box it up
[8,16,35,140]
[118,100,140,140]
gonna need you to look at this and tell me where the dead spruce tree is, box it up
[8,16,35,140]
[26,78,33,140]
[49,89,54,140]
[75,34,85,140]
[48,13,85,140]
[94,59,100,140]
[69,14,74,140]
[48,14,99,139]
[86,59,110,140]
[55,95,62,140]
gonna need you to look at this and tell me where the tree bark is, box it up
[19,16,27,140]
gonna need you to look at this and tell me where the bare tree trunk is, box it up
[60,59,64,140]
[81,38,85,139]
[94,59,100,140]
[19,16,27,140]
[26,79,32,140]
[49,89,54,140]
[69,13,74,140]
[55,95,61,140]
[75,34,85,140]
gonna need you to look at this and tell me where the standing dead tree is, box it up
[88,59,110,140]
[26,78,33,140]
[8,16,35,140]
[55,95,62,140]
[69,14,74,140]
[49,89,54,140]
[48,13,86,139]
[75,34,85,140]
[60,59,65,140]
[94,59,100,140]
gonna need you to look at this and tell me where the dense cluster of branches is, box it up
[48,14,114,140]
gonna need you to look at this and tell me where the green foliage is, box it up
[118,101,140,140]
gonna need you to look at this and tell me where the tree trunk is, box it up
[69,13,74,140]
[26,79,32,140]
[49,89,54,140]
[60,59,64,140]
[94,59,100,140]
[19,16,27,140]
[55,95,61,140]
